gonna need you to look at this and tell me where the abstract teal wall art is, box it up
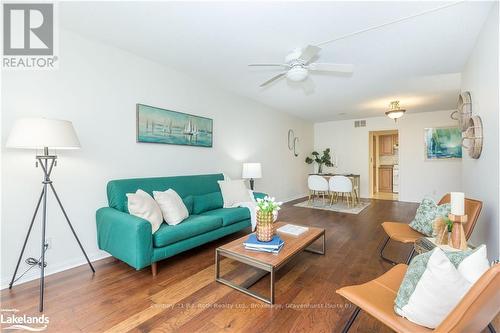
[136,104,213,147]
[424,127,462,159]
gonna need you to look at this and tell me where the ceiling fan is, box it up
[247,2,466,89]
[249,45,354,88]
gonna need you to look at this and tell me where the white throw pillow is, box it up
[396,249,471,328]
[457,245,490,284]
[218,180,253,208]
[153,189,189,226]
[248,190,256,203]
[126,189,163,234]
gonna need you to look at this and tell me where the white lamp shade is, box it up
[242,163,262,179]
[6,118,81,150]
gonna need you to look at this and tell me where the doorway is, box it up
[369,130,399,200]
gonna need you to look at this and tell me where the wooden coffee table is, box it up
[215,222,325,304]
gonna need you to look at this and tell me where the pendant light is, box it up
[385,101,406,121]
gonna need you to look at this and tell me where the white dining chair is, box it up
[329,176,354,207]
[308,175,329,205]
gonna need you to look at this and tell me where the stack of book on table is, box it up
[243,234,284,254]
[276,224,309,236]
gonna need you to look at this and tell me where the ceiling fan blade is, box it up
[260,72,287,87]
[249,64,290,67]
[308,63,354,73]
[298,45,321,64]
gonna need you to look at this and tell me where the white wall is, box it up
[1,29,313,287]
[460,4,499,260]
[314,110,463,203]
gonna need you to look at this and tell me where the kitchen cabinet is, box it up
[379,135,394,156]
[379,167,393,193]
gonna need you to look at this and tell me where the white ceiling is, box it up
[60,1,494,122]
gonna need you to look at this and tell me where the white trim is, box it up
[1,251,110,290]
[281,193,309,203]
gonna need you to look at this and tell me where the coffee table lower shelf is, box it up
[215,230,325,304]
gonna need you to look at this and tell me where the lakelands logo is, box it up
[2,2,58,69]
[1,309,49,331]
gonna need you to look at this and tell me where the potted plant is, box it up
[305,148,333,174]
[255,196,282,242]
[434,216,454,245]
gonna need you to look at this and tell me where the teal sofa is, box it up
[96,173,264,274]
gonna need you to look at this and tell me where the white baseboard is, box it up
[282,193,308,203]
[1,251,110,290]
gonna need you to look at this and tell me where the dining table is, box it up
[309,173,361,204]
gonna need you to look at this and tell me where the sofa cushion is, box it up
[193,192,223,214]
[201,207,250,226]
[394,246,489,328]
[253,191,266,201]
[182,195,194,215]
[153,215,222,247]
[107,174,224,213]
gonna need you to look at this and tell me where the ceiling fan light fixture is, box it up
[286,66,308,82]
[385,101,406,120]
[251,44,353,88]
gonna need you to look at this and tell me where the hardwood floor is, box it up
[1,198,496,332]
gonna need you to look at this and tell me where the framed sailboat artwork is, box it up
[136,104,213,147]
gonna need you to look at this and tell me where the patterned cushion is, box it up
[394,246,489,328]
[409,198,451,236]
[394,250,434,313]
[395,249,472,312]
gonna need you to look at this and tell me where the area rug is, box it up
[294,198,371,214]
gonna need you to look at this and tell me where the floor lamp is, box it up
[6,118,95,312]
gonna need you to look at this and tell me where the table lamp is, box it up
[449,192,467,250]
[242,162,262,190]
[6,118,95,312]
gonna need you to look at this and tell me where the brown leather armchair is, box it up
[380,193,482,265]
[337,263,500,333]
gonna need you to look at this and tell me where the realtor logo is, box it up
[2,2,58,69]
[1,308,49,331]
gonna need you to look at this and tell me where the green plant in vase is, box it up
[443,216,453,232]
[434,216,454,245]
[255,196,282,242]
[305,148,333,174]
